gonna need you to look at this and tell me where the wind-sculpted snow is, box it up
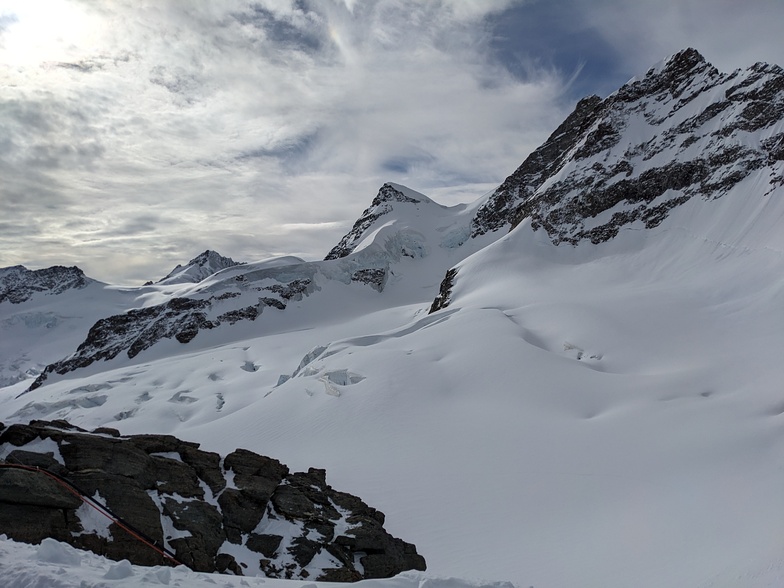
[0,537,505,588]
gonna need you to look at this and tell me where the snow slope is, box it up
[4,196,783,587]
[3,50,784,587]
[0,535,511,588]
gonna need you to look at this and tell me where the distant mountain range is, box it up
[2,49,784,587]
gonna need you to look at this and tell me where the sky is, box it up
[2,0,784,285]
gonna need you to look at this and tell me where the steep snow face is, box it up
[157,250,244,285]
[325,182,472,260]
[472,48,784,245]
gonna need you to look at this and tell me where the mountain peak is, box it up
[188,250,237,268]
[614,47,719,105]
[471,48,784,247]
[372,183,424,205]
[157,250,243,285]
[660,47,706,73]
[325,183,433,261]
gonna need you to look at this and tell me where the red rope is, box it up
[0,462,184,567]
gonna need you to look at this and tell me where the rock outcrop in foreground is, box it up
[0,420,425,581]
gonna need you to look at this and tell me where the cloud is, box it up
[0,0,579,284]
[7,0,780,285]
[0,13,19,37]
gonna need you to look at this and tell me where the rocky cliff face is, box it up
[0,420,425,580]
[470,94,605,237]
[0,266,93,304]
[470,48,784,245]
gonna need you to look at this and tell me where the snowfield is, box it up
[4,204,784,587]
[0,535,513,588]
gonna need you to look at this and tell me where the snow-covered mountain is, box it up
[472,47,784,242]
[156,250,245,285]
[3,49,784,587]
[17,182,495,392]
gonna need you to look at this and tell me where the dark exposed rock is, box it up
[573,120,620,160]
[215,553,243,575]
[217,305,260,324]
[271,484,321,521]
[179,445,225,496]
[0,420,426,580]
[319,566,364,582]
[5,449,68,476]
[151,455,204,498]
[512,160,712,243]
[218,488,263,543]
[247,533,283,557]
[261,279,312,301]
[163,498,226,571]
[429,268,458,313]
[351,268,387,291]
[92,426,121,437]
[58,434,157,488]
[470,94,604,237]
[28,297,217,391]
[127,433,200,454]
[615,47,720,110]
[0,503,76,544]
[25,264,324,390]
[224,448,289,499]
[0,468,81,509]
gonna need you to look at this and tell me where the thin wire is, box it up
[0,459,186,568]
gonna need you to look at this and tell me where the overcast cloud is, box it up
[2,0,783,284]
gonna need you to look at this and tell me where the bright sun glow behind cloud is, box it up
[1,0,103,67]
